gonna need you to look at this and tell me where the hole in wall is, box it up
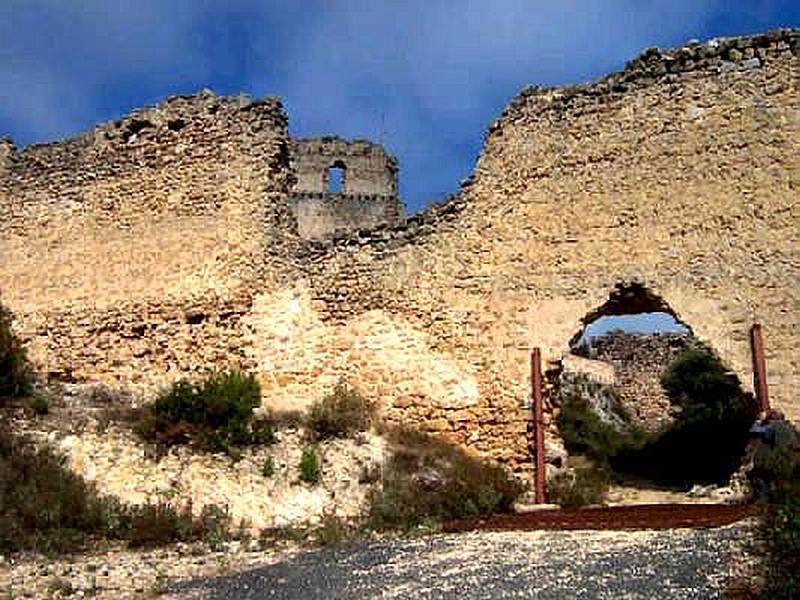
[553,282,755,493]
[186,312,206,325]
[122,119,153,144]
[167,118,186,132]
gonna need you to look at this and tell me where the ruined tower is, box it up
[289,136,404,239]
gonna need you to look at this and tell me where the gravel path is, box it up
[177,523,753,599]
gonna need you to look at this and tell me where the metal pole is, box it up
[749,324,770,413]
[531,348,546,504]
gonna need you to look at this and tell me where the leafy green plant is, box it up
[299,447,321,484]
[137,370,265,455]
[199,504,231,551]
[314,515,356,547]
[308,383,373,440]
[0,301,32,401]
[0,422,109,554]
[727,420,800,599]
[557,385,647,465]
[262,456,275,478]
[757,477,800,599]
[125,502,194,548]
[0,421,236,555]
[368,428,523,529]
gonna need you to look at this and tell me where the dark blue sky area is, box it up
[0,1,797,213]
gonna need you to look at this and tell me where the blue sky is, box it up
[0,1,797,213]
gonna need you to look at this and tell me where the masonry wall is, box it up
[290,137,398,195]
[249,30,799,476]
[1,31,797,482]
[0,91,295,388]
[290,192,404,239]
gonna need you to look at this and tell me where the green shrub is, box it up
[757,477,800,599]
[124,502,194,548]
[0,421,235,555]
[251,419,277,445]
[0,423,109,554]
[0,301,33,401]
[308,383,372,440]
[314,515,356,547]
[368,428,523,529]
[138,370,265,455]
[749,420,800,599]
[548,456,611,508]
[299,447,321,484]
[262,456,275,478]
[198,504,232,551]
[28,394,49,416]
[613,347,753,486]
[557,386,647,465]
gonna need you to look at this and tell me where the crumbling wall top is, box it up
[494,28,799,132]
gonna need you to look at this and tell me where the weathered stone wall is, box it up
[290,191,403,239]
[0,90,296,388]
[575,332,702,431]
[265,29,799,476]
[288,137,403,239]
[1,30,797,483]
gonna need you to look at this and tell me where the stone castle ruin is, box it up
[0,29,797,479]
[289,136,403,239]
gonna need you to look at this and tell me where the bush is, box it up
[557,385,647,465]
[197,504,232,551]
[124,502,194,548]
[0,301,33,401]
[368,428,523,529]
[0,423,109,554]
[751,420,800,599]
[0,421,235,555]
[548,455,611,507]
[757,477,800,599]
[138,370,266,455]
[299,447,321,484]
[308,383,372,440]
[613,347,753,486]
[314,515,358,547]
[262,456,275,478]
[28,394,49,416]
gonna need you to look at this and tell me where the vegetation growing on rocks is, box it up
[0,300,32,401]
[136,369,275,456]
[307,382,373,440]
[613,347,754,486]
[555,376,648,505]
[299,447,321,483]
[0,421,235,555]
[555,345,756,504]
[368,428,523,529]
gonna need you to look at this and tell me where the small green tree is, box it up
[0,301,32,400]
[299,447,321,484]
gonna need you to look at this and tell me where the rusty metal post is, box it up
[531,348,546,504]
[750,324,771,413]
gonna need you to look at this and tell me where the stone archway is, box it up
[549,282,756,499]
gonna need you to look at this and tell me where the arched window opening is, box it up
[327,160,346,193]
